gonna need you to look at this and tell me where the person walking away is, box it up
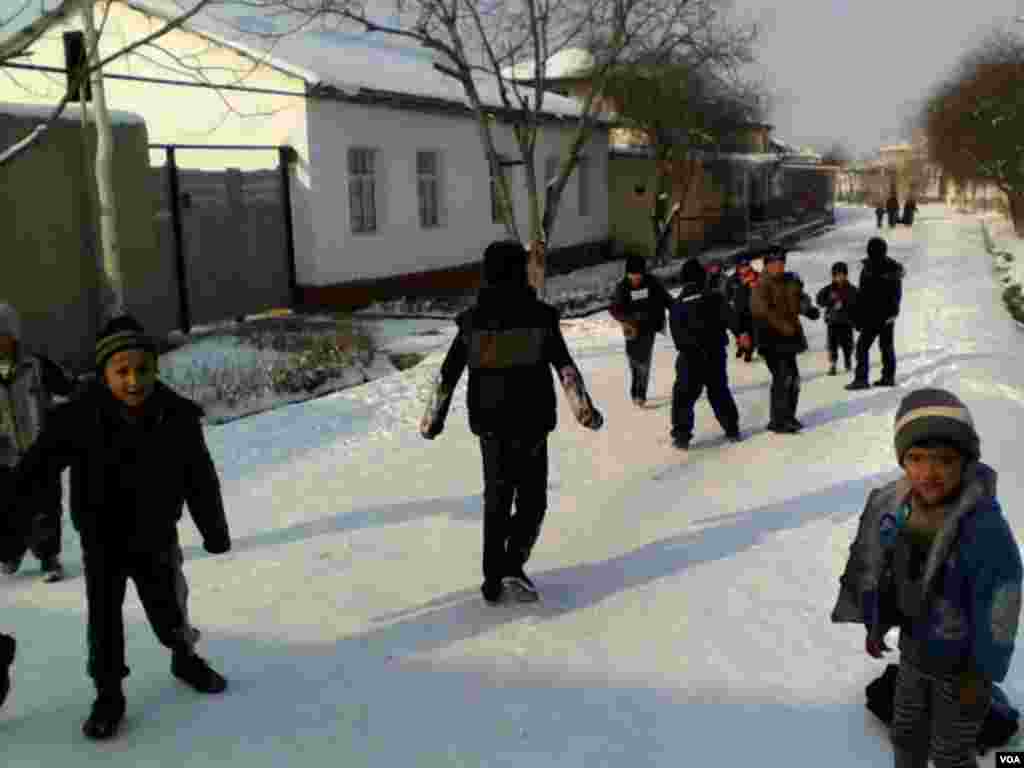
[609,254,673,407]
[668,259,743,450]
[830,388,1021,768]
[816,262,859,375]
[847,237,905,390]
[9,315,232,740]
[887,194,901,228]
[750,248,821,433]
[420,240,604,606]
[726,255,758,363]
[0,302,79,583]
[876,202,886,229]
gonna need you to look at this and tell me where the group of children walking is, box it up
[1,233,1020,768]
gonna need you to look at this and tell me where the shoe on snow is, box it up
[481,579,504,605]
[828,364,837,376]
[82,690,126,740]
[632,398,646,408]
[873,378,896,387]
[172,652,227,694]
[725,430,743,443]
[1,554,23,576]
[40,557,64,583]
[845,380,870,391]
[672,437,690,450]
[766,422,800,434]
[502,571,539,603]
[0,634,14,708]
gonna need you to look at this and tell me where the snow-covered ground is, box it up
[3,204,1024,765]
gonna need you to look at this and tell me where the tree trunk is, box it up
[81,3,124,321]
[1008,190,1024,237]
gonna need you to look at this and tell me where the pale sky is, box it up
[2,0,1023,158]
[727,0,1024,156]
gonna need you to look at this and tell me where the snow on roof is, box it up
[124,0,595,120]
[0,100,146,125]
[502,47,596,82]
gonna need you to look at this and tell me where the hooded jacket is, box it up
[831,463,1022,682]
[815,281,859,327]
[10,379,230,554]
[420,283,600,438]
[750,271,814,356]
[609,274,673,337]
[856,255,904,328]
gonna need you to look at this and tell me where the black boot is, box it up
[845,380,870,391]
[0,634,14,708]
[82,684,126,740]
[172,650,227,694]
[873,377,896,387]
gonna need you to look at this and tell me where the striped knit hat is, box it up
[894,388,980,465]
[95,314,157,371]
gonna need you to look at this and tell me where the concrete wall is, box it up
[0,105,165,370]
[301,97,610,286]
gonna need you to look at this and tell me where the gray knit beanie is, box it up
[894,388,980,465]
[0,303,22,341]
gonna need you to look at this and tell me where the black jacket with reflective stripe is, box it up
[437,284,575,437]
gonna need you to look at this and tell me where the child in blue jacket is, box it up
[832,388,1022,768]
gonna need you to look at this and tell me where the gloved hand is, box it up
[865,634,891,658]
[203,536,231,555]
[420,415,443,440]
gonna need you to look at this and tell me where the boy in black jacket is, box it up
[668,259,742,450]
[609,254,673,406]
[420,241,604,605]
[725,255,757,362]
[847,237,905,390]
[9,315,232,740]
[816,261,859,376]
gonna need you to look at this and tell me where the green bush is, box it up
[1004,284,1024,325]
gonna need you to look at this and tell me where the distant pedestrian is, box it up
[668,259,742,450]
[0,302,79,583]
[750,248,821,433]
[609,254,673,407]
[902,198,918,227]
[420,240,604,606]
[816,261,858,375]
[847,237,905,390]
[875,203,886,229]
[887,194,901,228]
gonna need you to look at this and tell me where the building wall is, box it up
[0,106,164,369]
[301,97,610,287]
[0,2,310,171]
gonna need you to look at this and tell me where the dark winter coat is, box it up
[816,282,859,327]
[902,200,917,226]
[669,281,739,352]
[750,271,815,356]
[10,380,230,555]
[855,255,905,329]
[886,196,900,215]
[705,272,728,299]
[831,463,1022,683]
[609,274,673,337]
[422,284,597,438]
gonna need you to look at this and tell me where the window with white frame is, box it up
[348,147,377,233]
[577,155,590,216]
[417,150,441,228]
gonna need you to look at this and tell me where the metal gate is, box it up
[150,144,297,332]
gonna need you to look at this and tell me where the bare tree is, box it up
[215,0,757,292]
[602,57,762,265]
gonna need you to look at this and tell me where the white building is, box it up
[0,1,611,307]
